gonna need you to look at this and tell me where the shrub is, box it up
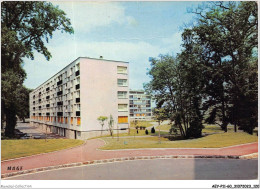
[151,127,155,133]
[145,129,148,135]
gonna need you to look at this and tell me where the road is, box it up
[6,159,258,180]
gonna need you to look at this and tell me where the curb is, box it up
[1,154,247,179]
[239,153,258,159]
[96,141,258,151]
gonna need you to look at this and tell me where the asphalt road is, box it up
[6,158,258,180]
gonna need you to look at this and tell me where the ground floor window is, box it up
[77,117,81,125]
[118,116,128,123]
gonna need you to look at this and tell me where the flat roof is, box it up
[30,57,129,93]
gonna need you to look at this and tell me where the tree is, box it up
[184,1,257,134]
[16,87,33,122]
[108,114,114,138]
[153,108,168,143]
[97,116,108,137]
[145,55,204,139]
[1,1,73,137]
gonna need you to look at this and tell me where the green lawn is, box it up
[1,139,84,161]
[100,132,258,150]
[202,124,233,134]
[130,120,155,128]
[93,128,168,139]
[157,124,171,131]
[156,124,235,134]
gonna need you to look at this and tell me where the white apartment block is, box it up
[129,90,152,120]
[29,57,129,139]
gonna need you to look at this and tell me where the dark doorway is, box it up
[74,130,77,139]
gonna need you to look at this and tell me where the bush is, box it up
[145,129,148,135]
[151,127,155,133]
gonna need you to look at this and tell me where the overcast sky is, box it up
[23,1,202,90]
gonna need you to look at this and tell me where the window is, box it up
[117,66,127,74]
[77,117,81,125]
[71,117,73,125]
[117,79,127,87]
[118,116,128,123]
[117,91,127,99]
[118,104,128,112]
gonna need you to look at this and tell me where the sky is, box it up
[23,1,203,90]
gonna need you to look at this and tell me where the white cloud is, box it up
[53,2,136,33]
[162,32,183,55]
[23,38,168,90]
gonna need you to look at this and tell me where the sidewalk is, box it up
[1,138,258,175]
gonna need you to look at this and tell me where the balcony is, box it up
[57,101,63,106]
[57,112,63,116]
[38,99,41,103]
[76,98,80,103]
[75,70,80,77]
[57,80,62,86]
[46,87,50,92]
[57,91,63,96]
[75,84,80,90]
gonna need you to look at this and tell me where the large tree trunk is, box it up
[4,105,17,137]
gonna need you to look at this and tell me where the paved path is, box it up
[146,120,170,131]
[1,138,258,175]
[16,122,65,139]
[5,159,258,180]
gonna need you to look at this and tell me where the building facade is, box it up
[29,57,129,139]
[129,90,152,120]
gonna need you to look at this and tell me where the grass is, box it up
[1,139,84,161]
[130,120,155,128]
[202,124,233,134]
[100,132,258,150]
[92,128,169,139]
[157,124,171,131]
[153,123,232,133]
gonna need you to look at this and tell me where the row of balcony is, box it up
[32,111,80,117]
[32,71,80,99]
[33,98,80,106]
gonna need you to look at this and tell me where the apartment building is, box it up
[129,90,152,120]
[30,57,129,139]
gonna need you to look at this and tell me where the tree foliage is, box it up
[146,1,257,137]
[97,116,108,137]
[185,1,258,134]
[108,115,114,137]
[1,1,73,137]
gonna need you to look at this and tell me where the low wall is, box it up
[30,121,128,140]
